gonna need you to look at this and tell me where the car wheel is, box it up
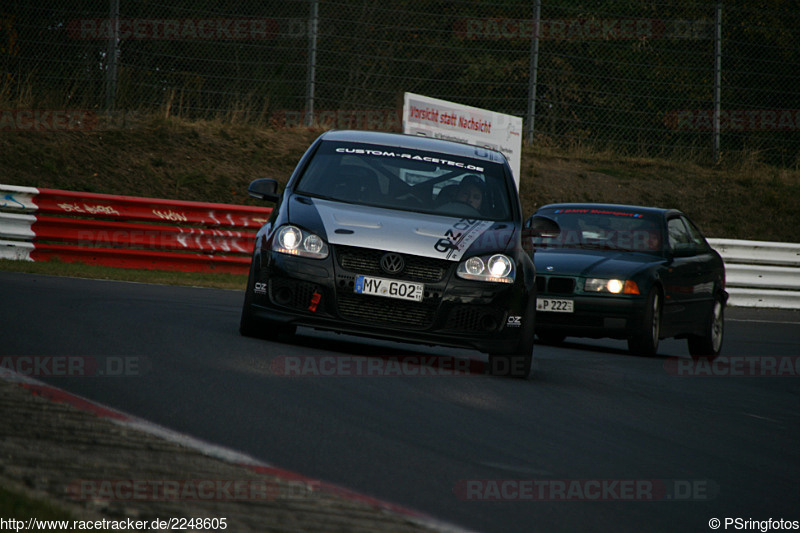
[537,331,566,345]
[239,292,264,338]
[687,296,724,360]
[239,255,296,340]
[627,287,661,356]
[488,307,535,379]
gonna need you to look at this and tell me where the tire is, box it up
[239,254,296,341]
[688,295,724,360]
[537,331,566,345]
[627,287,661,356]
[488,306,535,379]
[239,292,265,337]
[240,256,265,337]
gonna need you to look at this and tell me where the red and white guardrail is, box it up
[0,184,271,274]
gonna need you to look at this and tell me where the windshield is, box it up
[534,207,664,253]
[294,140,514,221]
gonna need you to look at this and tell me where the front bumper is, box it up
[247,249,534,354]
[534,294,644,339]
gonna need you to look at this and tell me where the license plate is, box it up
[536,298,574,313]
[355,275,424,302]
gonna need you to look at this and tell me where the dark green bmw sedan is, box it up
[529,203,727,359]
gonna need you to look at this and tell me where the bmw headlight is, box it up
[457,254,515,283]
[272,225,329,259]
[584,278,640,295]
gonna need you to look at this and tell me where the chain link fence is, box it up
[3,1,799,165]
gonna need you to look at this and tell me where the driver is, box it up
[455,175,484,211]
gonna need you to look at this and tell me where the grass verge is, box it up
[0,259,247,290]
[0,486,77,522]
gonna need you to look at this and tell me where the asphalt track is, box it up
[2,271,799,533]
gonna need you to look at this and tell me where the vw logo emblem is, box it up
[380,253,405,275]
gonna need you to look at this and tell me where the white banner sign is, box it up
[402,92,523,188]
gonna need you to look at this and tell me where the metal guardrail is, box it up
[708,238,800,309]
[0,184,271,275]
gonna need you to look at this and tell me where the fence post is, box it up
[713,1,722,161]
[304,0,319,127]
[526,0,542,146]
[105,0,120,113]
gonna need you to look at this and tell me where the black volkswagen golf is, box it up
[240,130,555,378]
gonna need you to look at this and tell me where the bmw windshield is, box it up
[533,207,664,254]
[294,141,514,221]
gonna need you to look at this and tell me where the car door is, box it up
[660,216,715,336]
[679,215,721,329]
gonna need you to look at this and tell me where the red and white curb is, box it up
[1,370,474,533]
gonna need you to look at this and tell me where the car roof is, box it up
[319,129,508,165]
[537,203,682,218]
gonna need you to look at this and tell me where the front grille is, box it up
[547,277,576,294]
[536,276,546,293]
[336,294,437,329]
[335,245,449,283]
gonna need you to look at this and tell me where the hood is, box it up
[307,198,513,261]
[534,249,662,277]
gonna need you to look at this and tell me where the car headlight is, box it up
[272,225,329,259]
[457,254,515,283]
[584,278,640,295]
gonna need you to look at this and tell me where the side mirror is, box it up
[248,178,280,202]
[525,215,561,239]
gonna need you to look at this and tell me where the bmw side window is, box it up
[669,217,705,256]
[681,216,708,248]
[667,218,691,247]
